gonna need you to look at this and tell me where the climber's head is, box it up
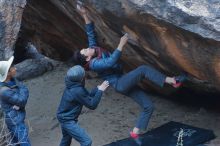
[74,48,95,65]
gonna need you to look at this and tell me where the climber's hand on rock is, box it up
[77,1,87,15]
[117,34,129,51]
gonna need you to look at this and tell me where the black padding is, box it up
[104,121,215,146]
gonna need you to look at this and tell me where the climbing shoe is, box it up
[173,74,188,88]
[130,131,142,146]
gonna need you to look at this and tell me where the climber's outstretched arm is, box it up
[77,2,97,47]
[77,2,91,24]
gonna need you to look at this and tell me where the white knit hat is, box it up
[0,56,14,82]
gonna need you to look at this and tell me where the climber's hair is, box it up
[73,50,87,66]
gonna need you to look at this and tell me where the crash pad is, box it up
[104,121,215,146]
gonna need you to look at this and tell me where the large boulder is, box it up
[124,0,220,41]
[2,0,220,93]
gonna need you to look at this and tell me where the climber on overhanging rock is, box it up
[73,1,187,145]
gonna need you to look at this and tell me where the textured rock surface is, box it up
[0,0,56,80]
[17,0,87,61]
[15,58,55,81]
[14,43,57,80]
[17,0,220,93]
[0,0,219,93]
[0,0,26,60]
[129,0,220,41]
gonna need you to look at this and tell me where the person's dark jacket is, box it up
[86,23,123,86]
[0,78,29,126]
[57,77,103,123]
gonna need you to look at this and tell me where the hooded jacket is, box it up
[57,77,103,123]
[0,78,29,126]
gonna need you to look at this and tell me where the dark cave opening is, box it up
[14,37,28,64]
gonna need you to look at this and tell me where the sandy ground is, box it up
[23,63,220,146]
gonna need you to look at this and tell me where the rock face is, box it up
[2,0,220,93]
[17,0,87,61]
[15,43,56,80]
[0,0,26,60]
[129,0,220,41]
[0,0,56,80]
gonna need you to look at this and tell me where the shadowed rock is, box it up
[15,43,57,80]
[15,58,54,80]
